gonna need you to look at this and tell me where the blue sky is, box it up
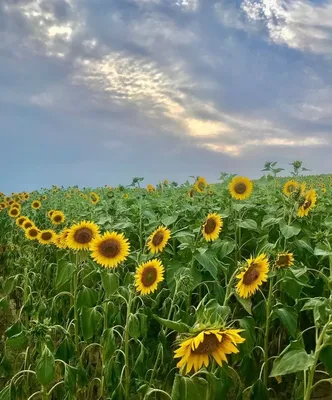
[1,0,332,193]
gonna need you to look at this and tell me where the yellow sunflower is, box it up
[276,253,294,268]
[24,193,30,200]
[31,200,41,209]
[202,213,223,242]
[51,211,65,225]
[123,193,129,199]
[282,180,299,197]
[0,202,6,210]
[90,231,130,268]
[90,192,100,205]
[194,177,208,193]
[56,228,70,249]
[10,202,21,210]
[135,259,164,295]
[26,227,40,240]
[48,210,55,219]
[147,184,155,193]
[236,254,269,298]
[229,176,253,200]
[16,216,27,227]
[188,187,196,198]
[66,221,100,251]
[8,207,20,218]
[298,189,317,218]
[174,328,245,374]
[147,226,171,254]
[38,229,56,245]
[42,195,47,200]
[164,179,169,185]
[22,220,34,230]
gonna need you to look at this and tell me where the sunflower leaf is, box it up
[152,315,189,333]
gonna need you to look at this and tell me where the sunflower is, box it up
[8,200,14,206]
[38,230,56,245]
[48,210,55,219]
[123,193,129,199]
[56,229,70,249]
[31,200,41,209]
[90,231,130,268]
[298,189,317,218]
[147,226,171,254]
[24,193,30,200]
[0,202,6,210]
[276,253,294,268]
[229,176,253,200]
[174,328,245,374]
[147,184,155,193]
[8,207,20,218]
[42,195,47,200]
[90,192,100,204]
[188,188,196,198]
[282,180,299,197]
[26,227,40,240]
[16,216,27,227]
[51,211,65,225]
[10,202,21,210]
[23,220,34,230]
[194,177,208,193]
[66,221,100,251]
[236,254,269,298]
[135,259,164,295]
[202,213,223,242]
[164,179,169,185]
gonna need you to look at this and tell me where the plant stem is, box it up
[124,289,133,399]
[223,269,239,307]
[263,276,274,386]
[73,253,79,357]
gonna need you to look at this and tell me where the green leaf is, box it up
[194,251,218,280]
[153,315,189,333]
[161,215,178,226]
[55,337,75,363]
[64,365,77,393]
[270,341,314,377]
[101,271,119,298]
[279,220,301,239]
[2,276,18,296]
[6,330,28,349]
[235,294,252,315]
[128,314,140,339]
[324,217,332,229]
[274,307,298,338]
[261,216,281,230]
[80,307,103,341]
[239,317,256,354]
[219,240,235,259]
[250,379,269,400]
[77,286,98,309]
[319,346,332,376]
[36,345,56,386]
[238,219,257,230]
[314,244,332,257]
[0,386,11,400]
[102,329,116,360]
[296,239,314,254]
[178,376,209,400]
[55,260,75,291]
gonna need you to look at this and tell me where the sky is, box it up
[1,0,332,193]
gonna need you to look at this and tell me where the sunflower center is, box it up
[192,333,219,355]
[99,239,120,258]
[242,264,260,285]
[303,200,312,210]
[276,255,289,266]
[11,209,18,216]
[234,183,247,194]
[74,228,93,244]
[141,266,157,286]
[54,215,62,222]
[198,182,206,191]
[29,229,39,238]
[24,222,33,229]
[41,232,52,241]
[18,218,25,225]
[204,218,217,234]
[152,232,164,246]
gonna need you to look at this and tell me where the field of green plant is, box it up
[1,162,332,400]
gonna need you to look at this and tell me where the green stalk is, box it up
[73,253,79,357]
[263,277,274,386]
[124,289,133,399]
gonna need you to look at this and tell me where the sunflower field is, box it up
[1,170,332,400]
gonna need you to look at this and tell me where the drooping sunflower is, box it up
[147,226,171,254]
[134,259,164,295]
[38,229,56,245]
[164,179,169,185]
[229,176,253,200]
[298,189,317,218]
[236,254,269,298]
[8,207,20,218]
[146,184,155,193]
[90,231,130,268]
[55,228,70,249]
[188,187,196,198]
[16,216,27,227]
[31,200,41,209]
[47,210,55,219]
[282,180,299,197]
[26,226,40,240]
[194,176,208,193]
[174,328,245,374]
[23,220,34,230]
[51,211,65,225]
[276,253,294,268]
[202,213,223,242]
[90,192,100,205]
[66,221,100,251]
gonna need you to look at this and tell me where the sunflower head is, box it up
[229,176,253,200]
[38,230,56,245]
[10,202,21,210]
[202,213,223,242]
[283,180,299,197]
[194,177,208,193]
[134,259,164,295]
[26,227,40,240]
[23,220,34,230]
[188,188,196,198]
[16,216,27,227]
[147,184,155,193]
[147,226,171,254]
[123,193,129,199]
[31,200,41,209]
[55,229,70,249]
[48,210,55,219]
[276,253,294,268]
[90,192,100,204]
[164,179,169,185]
[298,189,317,218]
[51,211,65,225]
[90,231,130,268]
[236,254,269,298]
[174,328,245,374]
[8,207,20,218]
[66,221,100,251]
